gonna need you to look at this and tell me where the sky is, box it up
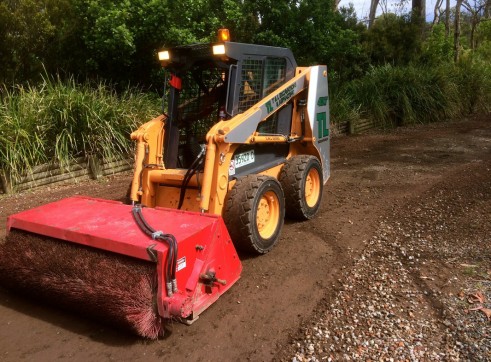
[338,0,456,22]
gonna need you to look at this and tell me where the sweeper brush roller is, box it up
[0,196,241,338]
[0,230,164,338]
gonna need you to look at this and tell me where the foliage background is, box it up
[0,0,490,183]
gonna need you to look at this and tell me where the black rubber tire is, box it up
[223,175,285,254]
[279,155,323,220]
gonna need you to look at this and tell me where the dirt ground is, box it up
[0,116,489,361]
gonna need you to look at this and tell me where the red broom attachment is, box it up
[0,230,164,339]
[0,196,242,338]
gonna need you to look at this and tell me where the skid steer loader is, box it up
[0,29,330,339]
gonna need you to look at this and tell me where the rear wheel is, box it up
[279,155,323,220]
[224,175,285,254]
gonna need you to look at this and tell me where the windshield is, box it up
[164,62,228,167]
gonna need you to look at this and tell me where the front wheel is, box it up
[223,175,285,254]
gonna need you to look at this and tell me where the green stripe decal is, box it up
[316,112,329,139]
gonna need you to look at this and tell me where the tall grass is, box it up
[331,60,491,127]
[2,62,489,185]
[0,76,159,184]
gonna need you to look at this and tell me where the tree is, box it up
[454,0,464,61]
[0,0,366,88]
[462,0,489,49]
[369,0,380,28]
[446,0,451,35]
[475,19,491,59]
[240,0,366,81]
[433,0,444,25]
[412,0,426,22]
[364,13,422,65]
[421,23,453,63]
[0,0,57,83]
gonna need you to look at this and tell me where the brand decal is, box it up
[265,83,297,113]
[317,96,328,107]
[316,112,329,139]
[265,136,283,141]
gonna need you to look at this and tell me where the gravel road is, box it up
[286,119,491,361]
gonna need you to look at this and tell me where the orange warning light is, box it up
[218,29,230,42]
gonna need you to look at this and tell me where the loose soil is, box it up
[0,116,489,361]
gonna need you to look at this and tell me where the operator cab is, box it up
[158,30,297,169]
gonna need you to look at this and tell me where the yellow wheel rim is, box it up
[305,168,321,208]
[256,191,280,239]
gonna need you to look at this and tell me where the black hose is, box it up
[137,208,175,280]
[177,159,202,210]
[177,150,205,210]
[132,207,173,283]
[138,208,176,286]
[165,233,178,280]
[131,205,178,295]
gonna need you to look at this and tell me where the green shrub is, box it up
[331,61,491,127]
[0,76,159,183]
[452,59,491,114]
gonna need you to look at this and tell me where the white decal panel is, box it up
[177,257,186,271]
[229,159,236,176]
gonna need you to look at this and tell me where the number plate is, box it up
[234,150,255,169]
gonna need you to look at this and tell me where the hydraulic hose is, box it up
[177,148,205,210]
[131,205,178,296]
[178,157,204,209]
[132,206,173,283]
[133,206,176,294]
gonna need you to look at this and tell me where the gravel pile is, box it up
[291,162,491,361]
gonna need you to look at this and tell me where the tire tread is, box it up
[279,155,323,220]
[224,175,284,254]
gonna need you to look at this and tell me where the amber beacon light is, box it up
[218,28,230,42]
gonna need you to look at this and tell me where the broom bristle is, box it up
[0,230,165,339]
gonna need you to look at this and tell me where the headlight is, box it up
[158,50,170,61]
[213,44,226,55]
